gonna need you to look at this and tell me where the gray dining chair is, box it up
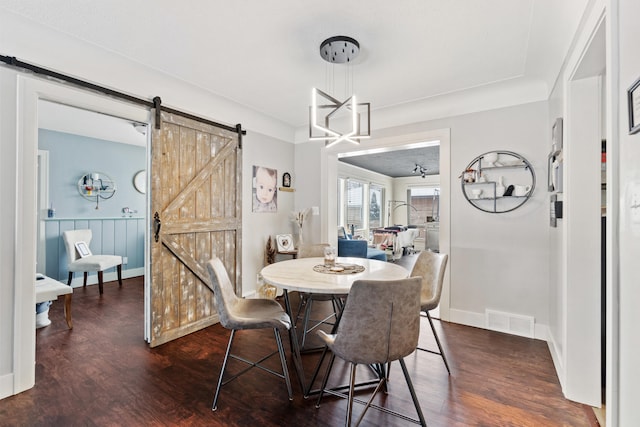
[62,229,122,295]
[296,243,344,350]
[206,257,293,411]
[410,250,451,374]
[315,277,427,427]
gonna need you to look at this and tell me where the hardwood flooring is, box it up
[0,274,599,426]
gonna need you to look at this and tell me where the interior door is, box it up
[149,111,241,347]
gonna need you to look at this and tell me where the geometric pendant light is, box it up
[309,36,371,148]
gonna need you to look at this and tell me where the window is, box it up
[407,187,440,224]
[369,184,383,229]
[346,179,364,230]
[338,178,386,238]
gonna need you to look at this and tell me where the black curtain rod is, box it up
[0,55,246,138]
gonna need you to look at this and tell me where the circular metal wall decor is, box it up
[77,172,117,209]
[460,151,535,213]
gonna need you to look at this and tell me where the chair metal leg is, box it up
[274,328,293,401]
[315,352,336,407]
[399,358,427,427]
[213,328,293,411]
[212,329,235,411]
[346,363,356,427]
[83,272,88,287]
[300,296,341,351]
[417,312,451,374]
[67,271,73,287]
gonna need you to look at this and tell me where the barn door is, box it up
[149,111,242,347]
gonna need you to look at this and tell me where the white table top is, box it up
[35,275,73,303]
[260,257,409,294]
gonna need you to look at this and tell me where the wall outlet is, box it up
[122,256,128,265]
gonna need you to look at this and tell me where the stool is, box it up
[36,275,73,329]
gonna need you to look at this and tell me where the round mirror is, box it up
[133,170,146,194]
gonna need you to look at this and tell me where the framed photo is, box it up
[276,234,294,252]
[74,241,92,258]
[628,76,640,134]
[252,165,277,213]
[282,172,291,188]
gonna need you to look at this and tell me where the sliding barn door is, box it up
[149,111,242,347]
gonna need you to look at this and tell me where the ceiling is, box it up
[1,0,588,130]
[339,145,440,178]
[4,1,589,178]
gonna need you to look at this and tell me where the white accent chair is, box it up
[62,229,123,295]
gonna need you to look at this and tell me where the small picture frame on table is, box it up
[276,234,294,252]
[74,241,92,258]
[628,76,640,135]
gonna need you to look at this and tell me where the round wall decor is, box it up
[461,151,535,213]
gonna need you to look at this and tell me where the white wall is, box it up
[0,68,19,396]
[242,132,295,297]
[616,0,640,423]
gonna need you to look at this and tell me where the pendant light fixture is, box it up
[309,36,371,148]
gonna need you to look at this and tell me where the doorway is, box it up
[10,73,151,394]
[321,128,452,320]
[562,14,606,409]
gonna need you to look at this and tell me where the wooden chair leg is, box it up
[67,271,73,287]
[83,272,88,287]
[117,264,123,287]
[97,271,104,295]
[63,294,73,329]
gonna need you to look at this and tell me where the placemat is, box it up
[313,263,365,275]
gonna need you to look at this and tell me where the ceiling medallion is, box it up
[309,36,371,148]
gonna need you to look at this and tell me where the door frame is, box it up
[11,71,150,395]
[320,128,452,319]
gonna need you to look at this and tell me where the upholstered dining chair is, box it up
[410,250,451,374]
[62,229,123,295]
[296,243,344,350]
[315,277,426,427]
[206,257,293,411]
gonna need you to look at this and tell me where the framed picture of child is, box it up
[252,165,277,212]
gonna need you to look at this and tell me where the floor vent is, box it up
[485,309,534,338]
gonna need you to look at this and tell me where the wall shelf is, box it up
[77,172,117,209]
[461,151,536,213]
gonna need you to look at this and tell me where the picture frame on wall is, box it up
[628,76,640,135]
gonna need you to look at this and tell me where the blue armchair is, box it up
[337,227,387,261]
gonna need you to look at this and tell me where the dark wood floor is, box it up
[0,274,598,427]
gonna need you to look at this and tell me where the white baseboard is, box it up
[547,330,565,389]
[68,267,144,288]
[0,373,14,400]
[448,308,549,341]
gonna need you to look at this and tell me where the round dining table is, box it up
[260,256,409,295]
[260,256,409,395]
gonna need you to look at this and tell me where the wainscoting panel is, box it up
[43,217,145,282]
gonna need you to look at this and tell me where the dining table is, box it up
[260,256,409,395]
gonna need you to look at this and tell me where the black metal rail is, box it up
[0,54,245,141]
